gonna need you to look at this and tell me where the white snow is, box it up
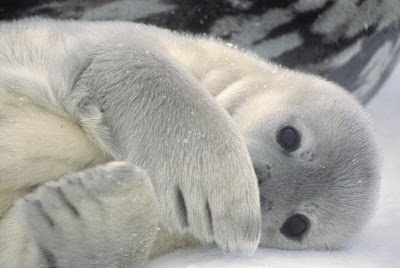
[147,62,400,267]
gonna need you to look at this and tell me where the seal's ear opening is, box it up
[280,214,310,240]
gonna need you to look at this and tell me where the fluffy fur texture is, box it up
[0,19,381,267]
[4,0,400,103]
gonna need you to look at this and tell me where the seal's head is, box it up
[227,69,381,250]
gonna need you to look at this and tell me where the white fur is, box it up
[0,19,380,267]
[0,89,109,215]
[0,19,264,267]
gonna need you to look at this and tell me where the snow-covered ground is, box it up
[148,63,400,268]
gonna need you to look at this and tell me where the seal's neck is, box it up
[158,34,282,114]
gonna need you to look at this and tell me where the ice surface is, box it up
[147,62,400,267]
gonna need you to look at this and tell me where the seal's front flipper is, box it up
[16,161,159,268]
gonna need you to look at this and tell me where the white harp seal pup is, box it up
[0,19,380,267]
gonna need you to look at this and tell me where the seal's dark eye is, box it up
[277,126,301,152]
[280,214,310,240]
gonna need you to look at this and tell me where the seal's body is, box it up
[0,19,380,267]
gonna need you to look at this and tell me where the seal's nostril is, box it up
[254,167,262,178]
[254,167,263,184]
[280,214,310,240]
[254,166,270,184]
